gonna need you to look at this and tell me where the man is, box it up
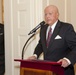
[27,5,76,75]
[0,23,5,75]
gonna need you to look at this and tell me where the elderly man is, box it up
[27,5,76,75]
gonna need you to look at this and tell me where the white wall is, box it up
[71,0,76,30]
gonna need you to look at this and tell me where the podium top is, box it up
[14,59,61,65]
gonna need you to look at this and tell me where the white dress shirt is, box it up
[46,20,58,39]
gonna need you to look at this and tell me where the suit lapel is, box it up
[41,25,48,50]
[48,21,62,48]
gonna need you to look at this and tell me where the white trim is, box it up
[4,0,14,75]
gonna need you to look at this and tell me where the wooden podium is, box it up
[14,59,64,75]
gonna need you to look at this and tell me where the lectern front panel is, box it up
[20,68,57,75]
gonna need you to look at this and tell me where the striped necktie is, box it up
[46,27,52,47]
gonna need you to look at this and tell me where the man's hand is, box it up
[27,55,37,60]
[57,59,70,68]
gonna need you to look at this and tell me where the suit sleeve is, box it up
[34,39,43,58]
[65,24,76,65]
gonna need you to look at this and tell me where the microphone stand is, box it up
[22,33,35,59]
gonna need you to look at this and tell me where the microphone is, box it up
[28,21,45,35]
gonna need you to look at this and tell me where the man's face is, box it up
[44,7,59,26]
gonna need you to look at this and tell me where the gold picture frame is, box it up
[2,0,4,23]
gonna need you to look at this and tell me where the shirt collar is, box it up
[48,20,58,33]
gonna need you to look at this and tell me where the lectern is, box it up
[14,59,64,75]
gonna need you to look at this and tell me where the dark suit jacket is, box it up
[34,20,76,75]
[0,23,5,75]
